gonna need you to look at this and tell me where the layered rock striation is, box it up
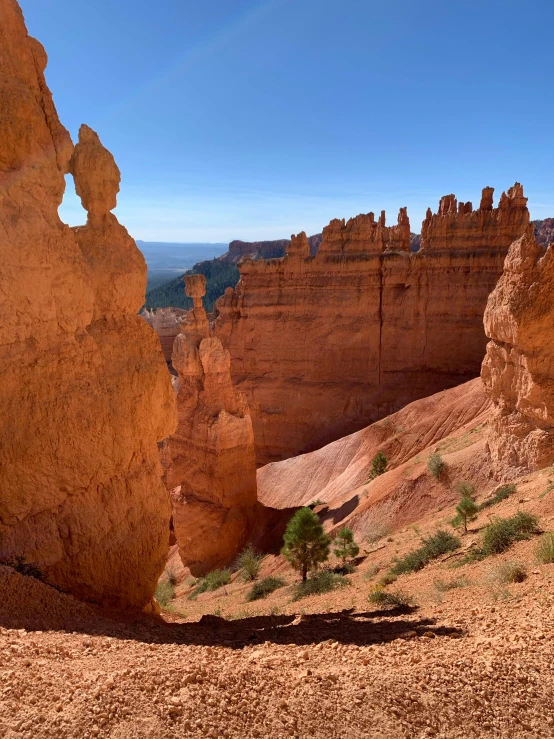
[0,0,175,609]
[141,307,187,364]
[215,188,529,465]
[167,275,258,575]
[482,226,554,476]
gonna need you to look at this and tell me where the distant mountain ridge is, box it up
[143,220,553,313]
[219,234,322,263]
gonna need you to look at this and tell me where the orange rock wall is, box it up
[0,0,176,609]
[215,189,529,465]
[482,226,554,477]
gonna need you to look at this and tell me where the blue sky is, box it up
[20,0,554,242]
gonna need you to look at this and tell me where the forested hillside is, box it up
[143,258,239,312]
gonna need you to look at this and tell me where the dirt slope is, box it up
[257,378,490,534]
[2,468,554,739]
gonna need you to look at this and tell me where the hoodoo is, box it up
[215,188,529,465]
[482,225,554,477]
[167,275,258,575]
[0,0,176,609]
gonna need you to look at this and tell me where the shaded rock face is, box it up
[215,188,529,465]
[167,275,258,575]
[141,307,187,364]
[534,218,554,247]
[0,0,176,609]
[482,226,554,477]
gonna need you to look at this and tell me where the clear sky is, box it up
[20,0,554,242]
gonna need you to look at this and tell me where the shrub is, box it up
[377,572,398,586]
[433,575,469,592]
[155,580,175,607]
[281,508,330,582]
[491,560,527,584]
[427,452,445,479]
[367,451,388,481]
[236,545,263,581]
[390,530,461,576]
[482,512,540,556]
[247,576,286,601]
[368,588,413,609]
[480,484,516,509]
[292,571,348,601]
[189,568,231,599]
[421,529,461,558]
[166,567,178,587]
[536,532,554,564]
[333,527,360,565]
[390,548,428,576]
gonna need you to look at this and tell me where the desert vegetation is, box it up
[236,545,263,581]
[427,452,445,478]
[281,507,331,582]
[366,451,388,481]
[189,568,231,599]
[247,576,286,602]
[390,530,461,576]
[333,527,360,566]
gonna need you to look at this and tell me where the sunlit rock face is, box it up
[482,225,554,477]
[0,0,176,609]
[167,275,258,575]
[215,188,529,465]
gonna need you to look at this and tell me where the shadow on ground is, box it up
[0,596,464,649]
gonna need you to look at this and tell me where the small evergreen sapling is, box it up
[367,451,388,481]
[333,527,360,565]
[281,508,330,582]
[452,482,479,533]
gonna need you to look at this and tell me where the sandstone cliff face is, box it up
[215,189,529,465]
[141,307,187,364]
[0,0,176,609]
[482,226,554,477]
[220,234,322,263]
[167,275,258,575]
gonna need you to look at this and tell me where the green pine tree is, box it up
[281,508,331,582]
[333,527,360,564]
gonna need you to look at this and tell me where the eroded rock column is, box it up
[0,0,176,609]
[168,275,258,574]
[482,226,554,476]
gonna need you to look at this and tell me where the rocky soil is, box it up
[2,467,554,739]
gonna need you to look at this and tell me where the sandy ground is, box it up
[2,470,554,739]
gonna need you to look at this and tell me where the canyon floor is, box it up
[2,469,554,739]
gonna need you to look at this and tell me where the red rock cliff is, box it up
[167,275,258,575]
[482,226,554,477]
[0,0,176,609]
[215,188,529,465]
